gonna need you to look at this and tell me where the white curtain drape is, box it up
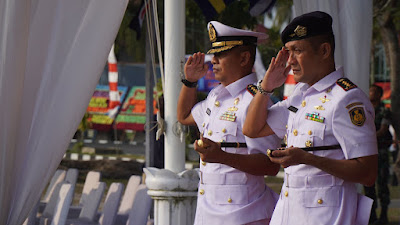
[0,0,128,224]
[293,0,372,94]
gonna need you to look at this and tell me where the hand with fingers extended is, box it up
[194,137,225,163]
[184,52,209,82]
[268,146,308,168]
[261,47,291,92]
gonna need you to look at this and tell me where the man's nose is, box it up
[211,55,218,64]
[287,52,296,65]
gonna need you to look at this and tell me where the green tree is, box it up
[373,0,400,140]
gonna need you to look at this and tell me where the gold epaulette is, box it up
[336,78,357,91]
[246,84,257,96]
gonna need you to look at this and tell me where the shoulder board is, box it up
[246,84,257,96]
[336,78,357,91]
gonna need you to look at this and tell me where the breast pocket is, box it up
[217,121,238,153]
[301,120,325,148]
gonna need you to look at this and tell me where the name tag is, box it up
[288,106,298,113]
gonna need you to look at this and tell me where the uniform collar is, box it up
[309,67,344,92]
[225,73,257,97]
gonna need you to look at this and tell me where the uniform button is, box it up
[308,130,312,135]
[208,130,213,136]
[317,199,323,204]
[284,191,288,197]
[301,101,306,107]
[286,124,288,129]
[222,128,226,133]
[305,140,313,147]
[201,161,206,166]
[199,189,205,195]
[214,101,220,107]
[293,129,298,136]
[228,198,232,203]
[202,123,205,127]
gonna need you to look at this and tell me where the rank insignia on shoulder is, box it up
[336,78,357,91]
[349,107,365,126]
[246,84,257,96]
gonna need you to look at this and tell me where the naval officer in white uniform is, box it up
[177,21,281,225]
[244,11,378,225]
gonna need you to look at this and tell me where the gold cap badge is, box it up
[290,25,307,38]
[208,23,217,42]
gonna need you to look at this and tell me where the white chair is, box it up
[80,171,102,206]
[68,171,102,218]
[65,168,79,201]
[65,168,79,187]
[39,182,74,225]
[115,175,141,224]
[126,184,152,225]
[98,182,124,225]
[42,169,66,203]
[65,181,106,224]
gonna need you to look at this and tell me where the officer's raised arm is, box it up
[243,48,290,138]
[177,52,208,126]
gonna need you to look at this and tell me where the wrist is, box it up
[257,80,273,96]
[181,78,198,88]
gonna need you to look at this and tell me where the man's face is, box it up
[285,39,321,85]
[211,48,242,84]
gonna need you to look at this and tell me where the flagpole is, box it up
[144,1,198,225]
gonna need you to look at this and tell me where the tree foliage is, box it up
[373,0,400,140]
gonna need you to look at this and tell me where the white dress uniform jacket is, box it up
[267,67,377,225]
[191,73,281,225]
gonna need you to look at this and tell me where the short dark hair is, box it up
[306,33,335,57]
[371,84,383,97]
[236,45,256,66]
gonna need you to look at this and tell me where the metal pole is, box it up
[164,0,185,173]
[145,4,155,168]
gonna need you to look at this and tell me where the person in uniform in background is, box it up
[177,21,281,225]
[365,84,391,224]
[243,11,378,225]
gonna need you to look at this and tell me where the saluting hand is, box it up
[268,146,308,168]
[261,47,291,92]
[194,137,224,163]
[184,52,209,82]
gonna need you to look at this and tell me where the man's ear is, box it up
[240,51,251,66]
[320,43,331,60]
